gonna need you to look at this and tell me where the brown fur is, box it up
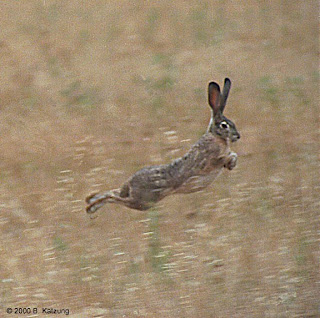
[86,79,240,214]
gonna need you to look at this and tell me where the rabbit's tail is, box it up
[86,189,122,214]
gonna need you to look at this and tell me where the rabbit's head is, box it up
[207,78,240,143]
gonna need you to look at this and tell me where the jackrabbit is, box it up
[86,78,240,214]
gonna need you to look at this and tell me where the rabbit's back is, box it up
[170,133,229,193]
[119,133,229,208]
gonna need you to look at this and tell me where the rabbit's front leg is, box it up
[224,152,237,170]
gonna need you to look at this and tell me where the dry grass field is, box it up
[0,1,319,317]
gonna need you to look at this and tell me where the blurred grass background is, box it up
[0,1,319,317]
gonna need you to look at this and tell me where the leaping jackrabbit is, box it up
[86,78,240,214]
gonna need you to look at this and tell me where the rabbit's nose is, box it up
[233,132,240,141]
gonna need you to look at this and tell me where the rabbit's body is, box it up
[86,78,240,215]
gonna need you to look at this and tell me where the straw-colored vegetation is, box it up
[0,1,318,317]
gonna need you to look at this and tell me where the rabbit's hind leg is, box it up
[86,189,124,214]
[86,185,151,213]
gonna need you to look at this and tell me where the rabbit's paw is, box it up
[224,152,237,170]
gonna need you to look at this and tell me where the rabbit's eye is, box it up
[220,121,229,129]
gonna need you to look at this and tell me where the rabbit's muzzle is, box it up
[231,132,240,142]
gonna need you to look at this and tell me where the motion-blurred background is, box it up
[0,1,319,317]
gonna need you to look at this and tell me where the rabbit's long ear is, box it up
[219,78,231,114]
[208,82,221,117]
